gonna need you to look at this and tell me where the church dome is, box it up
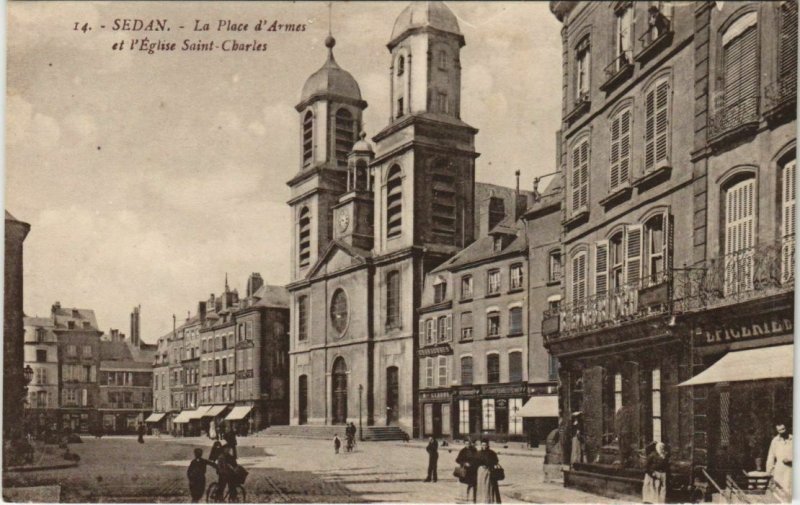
[390,1,461,42]
[300,36,362,104]
[351,132,373,154]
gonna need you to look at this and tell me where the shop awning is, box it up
[518,395,559,418]
[202,405,228,418]
[145,412,166,423]
[225,406,253,421]
[679,344,794,387]
[187,407,211,420]
[173,410,193,424]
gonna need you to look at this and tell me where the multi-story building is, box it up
[546,1,795,499]
[98,333,153,434]
[287,1,482,436]
[150,330,173,433]
[23,316,60,432]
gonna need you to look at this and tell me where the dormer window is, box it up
[433,277,447,304]
[493,236,503,253]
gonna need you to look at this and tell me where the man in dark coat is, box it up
[187,448,215,503]
[223,426,238,458]
[424,437,439,482]
[456,438,479,502]
[137,423,145,444]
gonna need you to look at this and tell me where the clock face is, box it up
[338,213,350,232]
[330,289,349,336]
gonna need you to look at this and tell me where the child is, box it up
[334,434,341,454]
[187,448,214,503]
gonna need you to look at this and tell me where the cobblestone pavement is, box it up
[3,435,614,503]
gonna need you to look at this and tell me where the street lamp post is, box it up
[358,384,363,441]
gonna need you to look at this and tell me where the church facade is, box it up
[287,2,487,436]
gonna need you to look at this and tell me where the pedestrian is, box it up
[223,425,238,459]
[570,412,585,467]
[209,441,223,463]
[766,421,793,498]
[456,438,479,502]
[214,445,238,501]
[642,442,669,504]
[475,439,501,503]
[424,437,439,482]
[209,421,217,440]
[187,448,214,503]
[137,423,145,444]
[334,434,341,454]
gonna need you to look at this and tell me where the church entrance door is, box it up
[332,358,348,425]
[386,366,399,425]
[298,375,308,425]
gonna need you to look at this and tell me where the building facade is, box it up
[546,1,795,499]
[23,317,60,433]
[98,338,153,434]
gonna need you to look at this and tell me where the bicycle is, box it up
[205,480,246,503]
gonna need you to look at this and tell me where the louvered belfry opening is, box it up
[386,165,403,238]
[431,159,456,242]
[298,207,311,268]
[302,111,313,166]
[334,109,356,168]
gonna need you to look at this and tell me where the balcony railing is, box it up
[601,51,634,92]
[673,237,795,313]
[550,272,671,337]
[764,73,797,121]
[708,94,760,142]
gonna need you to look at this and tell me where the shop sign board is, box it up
[694,315,793,346]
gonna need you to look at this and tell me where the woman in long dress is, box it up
[642,442,669,504]
[475,439,501,504]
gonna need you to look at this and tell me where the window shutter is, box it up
[724,24,759,118]
[783,160,796,282]
[580,141,589,207]
[445,314,453,341]
[654,81,669,167]
[572,144,582,212]
[595,240,609,295]
[780,1,798,79]
[666,213,674,276]
[645,88,656,171]
[625,224,643,283]
[431,318,438,342]
[419,319,426,346]
[572,253,587,301]
[610,115,621,189]
[620,109,631,183]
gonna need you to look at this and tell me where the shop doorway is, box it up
[386,366,399,425]
[331,358,348,425]
[298,374,308,425]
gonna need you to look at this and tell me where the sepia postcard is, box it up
[2,1,796,503]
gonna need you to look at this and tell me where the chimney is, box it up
[172,314,176,336]
[514,170,527,220]
[51,301,61,317]
[248,273,264,297]
[130,305,141,347]
[110,328,119,341]
[198,301,207,324]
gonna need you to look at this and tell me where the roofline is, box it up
[387,26,465,51]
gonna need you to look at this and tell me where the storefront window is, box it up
[441,405,451,436]
[459,399,470,434]
[482,398,496,430]
[424,403,434,435]
[509,398,523,435]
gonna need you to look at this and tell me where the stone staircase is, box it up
[258,424,410,441]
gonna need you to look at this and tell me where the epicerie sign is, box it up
[693,315,794,346]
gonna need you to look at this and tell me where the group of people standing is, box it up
[453,438,503,503]
[186,426,243,502]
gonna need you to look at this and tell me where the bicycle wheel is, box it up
[226,485,245,503]
[206,482,219,503]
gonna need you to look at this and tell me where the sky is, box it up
[6,1,563,343]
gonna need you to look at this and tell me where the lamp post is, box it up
[358,384,363,441]
[22,365,34,428]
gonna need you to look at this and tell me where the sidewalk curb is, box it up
[5,461,79,472]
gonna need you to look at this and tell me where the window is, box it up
[488,197,505,231]
[571,252,587,301]
[614,3,634,70]
[62,389,77,406]
[482,398,496,430]
[718,13,759,129]
[298,207,311,268]
[459,399,470,434]
[487,353,500,383]
[548,354,559,382]
[645,214,668,283]
[386,166,403,238]
[438,315,452,343]
[460,275,473,299]
[438,50,448,70]
[549,251,562,282]
[724,177,755,294]
[575,37,591,101]
[779,1,798,86]
[487,269,501,295]
[36,328,46,343]
[508,351,523,382]
[509,307,523,335]
[610,108,632,189]
[431,159,456,239]
[510,264,523,290]
[610,232,625,290]
[509,398,523,435]
[782,158,796,283]
[433,278,448,303]
[436,92,448,114]
[335,109,356,168]
[652,368,662,442]
[82,345,92,357]
[396,97,404,118]
[67,321,75,329]
[571,139,589,212]
[460,312,473,341]
[302,111,313,166]
[645,2,673,43]
[613,372,623,414]
[66,344,77,357]
[35,367,47,385]
[397,55,405,76]
[645,79,670,172]
[36,349,47,362]
[298,295,308,341]
[460,356,473,385]
[215,359,220,375]
[438,356,448,387]
[425,357,434,388]
[386,271,401,328]
[425,318,437,345]
[487,312,501,338]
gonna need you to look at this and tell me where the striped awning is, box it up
[145,412,166,423]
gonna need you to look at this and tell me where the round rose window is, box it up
[330,289,349,335]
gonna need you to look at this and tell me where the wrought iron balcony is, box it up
[673,237,795,313]
[601,51,634,92]
[708,94,760,145]
[764,73,797,124]
[565,92,591,124]
[636,22,673,63]
[547,272,671,338]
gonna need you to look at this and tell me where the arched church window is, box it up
[355,159,368,191]
[431,159,456,241]
[302,111,313,166]
[397,55,405,76]
[298,207,311,268]
[387,166,403,238]
[335,109,356,168]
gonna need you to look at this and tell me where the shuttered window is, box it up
[780,1,797,81]
[298,208,311,268]
[461,356,473,385]
[576,37,591,100]
[297,295,308,341]
[509,307,523,335]
[508,351,523,382]
[386,166,403,238]
[610,109,632,189]
[572,253,587,302]
[386,270,401,328]
[595,240,609,295]
[425,357,434,388]
[335,109,356,168]
[302,111,313,166]
[571,139,590,212]
[721,14,759,124]
[487,354,500,384]
[645,79,670,172]
[438,356,448,387]
[724,178,755,294]
[782,159,796,283]
[626,225,643,284]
